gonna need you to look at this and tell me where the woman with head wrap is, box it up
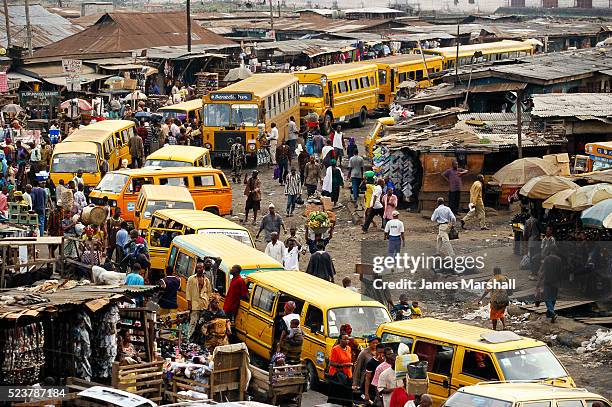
[321,159,344,206]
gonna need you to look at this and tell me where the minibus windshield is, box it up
[95,173,130,194]
[495,346,567,381]
[328,306,390,338]
[52,153,97,173]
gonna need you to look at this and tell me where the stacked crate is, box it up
[8,203,38,226]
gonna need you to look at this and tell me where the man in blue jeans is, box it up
[28,183,47,236]
[537,248,562,323]
[347,148,364,203]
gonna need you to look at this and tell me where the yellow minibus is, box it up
[50,120,135,187]
[144,145,211,168]
[134,185,195,230]
[167,234,283,310]
[294,63,379,134]
[234,271,391,388]
[157,99,202,123]
[147,209,255,272]
[202,73,300,165]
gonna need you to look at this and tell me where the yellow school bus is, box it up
[294,63,379,134]
[420,40,535,70]
[361,54,444,108]
[157,99,202,124]
[201,73,300,165]
[50,120,135,187]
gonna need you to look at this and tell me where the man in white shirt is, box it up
[332,125,345,167]
[362,179,385,233]
[384,210,405,257]
[287,116,298,159]
[377,348,402,407]
[283,239,300,271]
[431,197,456,257]
[267,123,279,165]
[170,119,180,140]
[264,232,286,264]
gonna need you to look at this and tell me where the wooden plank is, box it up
[520,300,594,314]
[576,317,612,325]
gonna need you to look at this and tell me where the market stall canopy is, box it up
[542,188,575,210]
[493,157,558,186]
[104,76,124,85]
[519,175,579,200]
[1,104,23,113]
[59,98,93,111]
[223,66,252,82]
[581,198,612,229]
[570,183,612,211]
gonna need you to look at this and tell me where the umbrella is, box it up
[123,91,147,101]
[60,98,93,111]
[519,175,579,200]
[104,76,124,85]
[569,183,612,211]
[1,103,23,113]
[493,157,558,186]
[581,198,612,228]
[524,38,544,47]
[223,66,252,82]
[542,188,575,210]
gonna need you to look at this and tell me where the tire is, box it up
[351,107,368,128]
[305,360,319,391]
[204,207,219,215]
[322,113,333,136]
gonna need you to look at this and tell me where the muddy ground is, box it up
[226,123,611,400]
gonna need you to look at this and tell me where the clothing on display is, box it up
[0,321,45,384]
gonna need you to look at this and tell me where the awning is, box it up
[42,73,111,86]
[7,72,41,83]
[99,63,146,70]
[468,82,527,93]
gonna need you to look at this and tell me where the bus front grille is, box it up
[214,131,246,151]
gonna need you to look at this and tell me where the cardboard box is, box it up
[543,153,570,176]
[320,196,333,211]
[406,377,429,395]
[123,78,137,90]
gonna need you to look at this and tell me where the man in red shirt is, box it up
[223,265,249,318]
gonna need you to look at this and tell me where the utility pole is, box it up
[3,0,11,49]
[277,1,280,17]
[269,0,274,34]
[455,21,460,79]
[186,0,191,53]
[516,89,523,159]
[24,0,32,56]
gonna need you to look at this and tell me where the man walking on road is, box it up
[441,160,468,214]
[257,203,286,242]
[461,174,488,230]
[129,129,145,168]
[303,156,322,197]
[332,125,345,167]
[537,247,562,323]
[229,138,246,183]
[244,170,262,225]
[431,197,456,257]
[348,148,364,203]
[287,116,299,158]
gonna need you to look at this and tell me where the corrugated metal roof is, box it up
[344,7,405,14]
[254,39,357,57]
[145,45,234,60]
[0,4,82,49]
[33,12,235,59]
[531,93,612,118]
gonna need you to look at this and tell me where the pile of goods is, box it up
[307,211,331,234]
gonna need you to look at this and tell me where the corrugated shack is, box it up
[372,109,567,211]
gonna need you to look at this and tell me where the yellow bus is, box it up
[157,99,202,123]
[50,120,134,187]
[294,63,379,134]
[201,73,300,165]
[420,40,535,70]
[360,54,444,108]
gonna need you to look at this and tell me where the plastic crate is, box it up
[9,213,19,223]
[28,214,39,225]
[18,213,29,224]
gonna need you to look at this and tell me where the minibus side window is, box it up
[193,175,215,187]
[414,341,454,376]
[305,305,324,334]
[252,285,275,314]
[381,332,414,354]
[461,350,499,381]
[115,131,122,146]
[218,173,229,187]
[587,401,611,407]
[168,246,178,269]
[121,129,129,145]
[556,402,583,407]
[175,252,194,278]
[522,403,550,407]
[159,176,188,187]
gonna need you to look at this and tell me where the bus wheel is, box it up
[352,107,368,128]
[204,207,219,215]
[305,360,319,391]
[322,113,333,136]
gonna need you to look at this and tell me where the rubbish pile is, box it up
[577,329,612,354]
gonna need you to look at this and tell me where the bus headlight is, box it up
[205,143,212,149]
[247,141,256,151]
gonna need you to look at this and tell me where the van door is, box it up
[451,348,500,393]
[174,250,195,310]
[239,284,278,359]
[302,304,327,380]
[414,339,456,405]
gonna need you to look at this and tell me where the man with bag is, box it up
[430,197,456,257]
[461,174,488,230]
[243,170,262,225]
